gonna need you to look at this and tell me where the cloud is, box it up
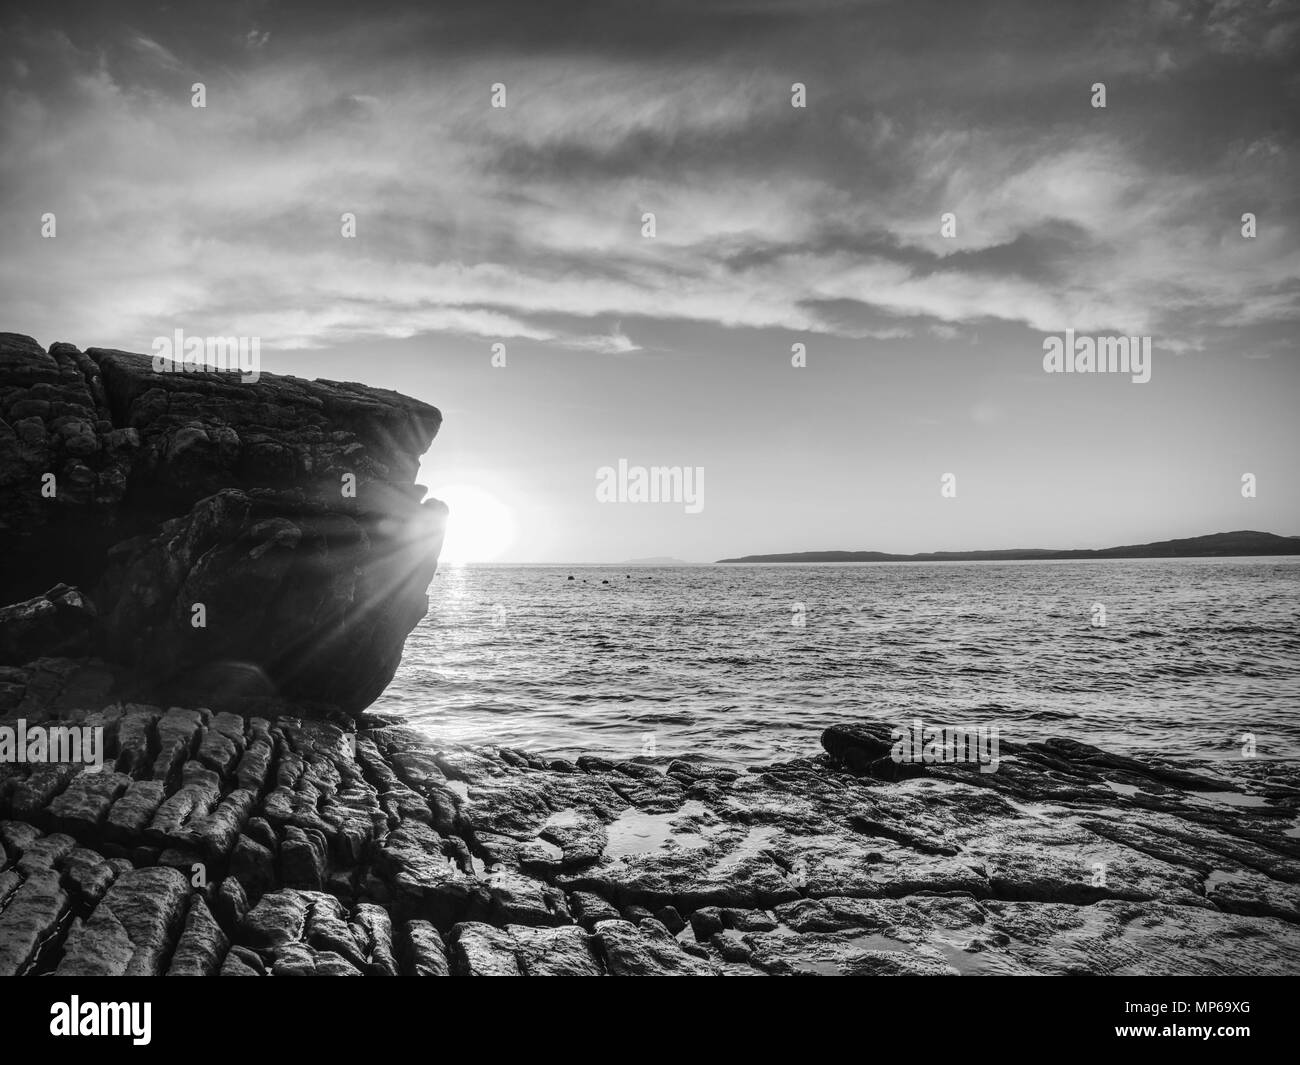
[568,323,641,354]
[1,1,1297,358]
[126,32,183,71]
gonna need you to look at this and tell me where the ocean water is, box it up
[374,559,1300,767]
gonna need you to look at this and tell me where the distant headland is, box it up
[717,530,1300,564]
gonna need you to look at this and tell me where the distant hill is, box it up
[717,530,1300,564]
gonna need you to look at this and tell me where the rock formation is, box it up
[1,690,1297,976]
[0,333,446,714]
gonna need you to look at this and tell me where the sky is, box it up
[2,0,1298,562]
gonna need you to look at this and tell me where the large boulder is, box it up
[0,334,446,716]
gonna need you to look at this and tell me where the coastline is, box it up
[2,671,1298,975]
[1,335,1297,976]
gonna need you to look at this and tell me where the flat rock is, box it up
[449,922,522,976]
[401,919,450,976]
[509,924,604,976]
[239,889,308,948]
[595,918,720,976]
[55,867,189,975]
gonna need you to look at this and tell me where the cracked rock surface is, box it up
[2,681,1297,975]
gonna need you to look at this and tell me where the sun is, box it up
[426,483,515,564]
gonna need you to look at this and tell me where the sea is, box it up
[373,558,1300,767]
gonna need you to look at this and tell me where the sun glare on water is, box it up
[427,483,515,564]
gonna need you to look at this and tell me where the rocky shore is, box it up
[2,685,1299,976]
[2,333,1298,976]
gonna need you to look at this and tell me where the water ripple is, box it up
[374,559,1300,766]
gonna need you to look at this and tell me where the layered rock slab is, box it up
[1,700,1297,976]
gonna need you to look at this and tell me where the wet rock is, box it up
[570,890,622,931]
[742,928,948,976]
[389,749,448,795]
[230,834,276,901]
[722,908,777,932]
[680,939,714,962]
[16,831,75,874]
[214,877,249,930]
[113,705,160,776]
[56,867,189,975]
[510,924,604,976]
[774,896,907,933]
[323,780,384,865]
[270,942,348,976]
[595,918,720,976]
[220,947,263,976]
[356,737,433,826]
[239,888,307,948]
[48,771,130,836]
[245,815,278,853]
[10,764,78,821]
[167,895,228,976]
[557,815,802,912]
[235,739,274,793]
[375,820,473,925]
[849,812,961,856]
[327,866,360,903]
[820,722,896,774]
[281,824,329,890]
[0,869,68,975]
[146,761,221,845]
[441,833,475,874]
[690,907,725,940]
[197,714,245,775]
[306,907,368,970]
[448,922,522,976]
[401,919,450,976]
[59,846,123,906]
[228,944,266,974]
[105,779,166,842]
[483,868,570,927]
[186,788,256,862]
[982,898,1300,976]
[152,707,207,782]
[353,903,398,976]
[0,819,43,856]
[1203,867,1300,923]
[710,932,753,963]
[313,949,364,976]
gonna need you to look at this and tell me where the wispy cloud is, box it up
[1,0,1297,357]
[126,32,183,70]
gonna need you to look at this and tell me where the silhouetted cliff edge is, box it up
[0,332,446,715]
